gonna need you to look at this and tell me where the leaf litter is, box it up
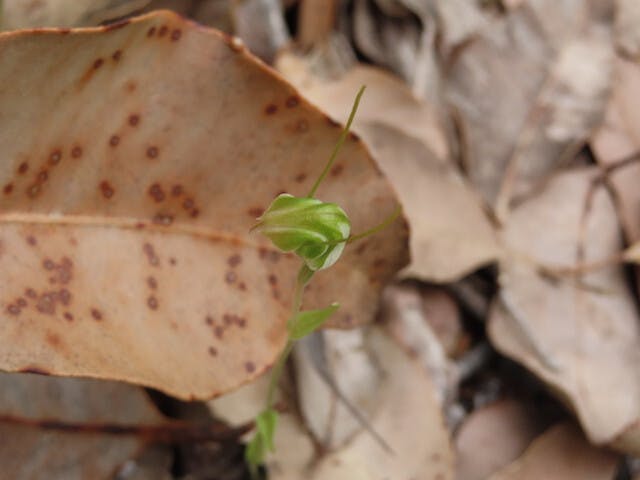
[1,1,640,478]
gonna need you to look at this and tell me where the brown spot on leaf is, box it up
[17,162,29,174]
[26,236,37,246]
[27,183,41,198]
[147,296,158,310]
[268,274,277,286]
[159,25,168,37]
[169,257,177,266]
[237,317,247,328]
[286,96,299,108]
[147,26,156,37]
[294,173,307,183]
[355,242,368,255]
[43,258,55,270]
[208,346,218,356]
[58,288,71,306]
[109,135,120,147]
[171,184,183,196]
[245,361,256,373]
[99,181,115,199]
[71,146,83,158]
[3,183,13,195]
[238,282,247,291]
[227,254,242,268]
[25,288,37,299]
[6,304,21,315]
[93,58,104,70]
[63,312,74,322]
[148,183,165,202]
[265,104,278,115]
[128,114,140,126]
[37,170,48,182]
[112,49,122,61]
[205,315,214,326]
[146,146,159,159]
[190,208,200,218]
[49,150,62,164]
[36,293,57,315]
[225,271,237,284]
[16,298,27,308]
[142,243,160,267]
[147,276,157,290]
[182,198,194,210]
[331,164,344,177]
[248,206,264,217]
[91,308,103,321]
[214,326,224,339]
[46,331,61,347]
[171,29,182,41]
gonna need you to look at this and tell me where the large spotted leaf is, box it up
[0,11,408,400]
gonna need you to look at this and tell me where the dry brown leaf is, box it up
[0,11,408,399]
[2,0,151,29]
[446,1,613,212]
[0,372,165,480]
[275,60,500,281]
[489,423,619,480]
[488,168,640,454]
[455,399,545,480]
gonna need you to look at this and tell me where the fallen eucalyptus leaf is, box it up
[0,11,408,399]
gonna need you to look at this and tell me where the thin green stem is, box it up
[307,86,366,198]
[347,205,402,244]
[265,264,314,409]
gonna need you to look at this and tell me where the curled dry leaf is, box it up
[0,11,408,399]
[489,168,640,454]
[455,399,545,480]
[2,0,152,29]
[489,423,619,480]
[0,372,165,480]
[446,0,613,212]
[275,59,500,281]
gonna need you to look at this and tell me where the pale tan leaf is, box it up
[615,0,640,58]
[592,56,640,241]
[0,372,165,480]
[275,60,500,281]
[489,423,619,480]
[270,328,454,480]
[2,0,151,29]
[455,399,545,480]
[0,11,408,399]
[488,168,640,454]
[446,2,613,210]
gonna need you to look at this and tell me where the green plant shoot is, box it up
[245,86,400,477]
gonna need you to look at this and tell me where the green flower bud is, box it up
[253,193,351,271]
